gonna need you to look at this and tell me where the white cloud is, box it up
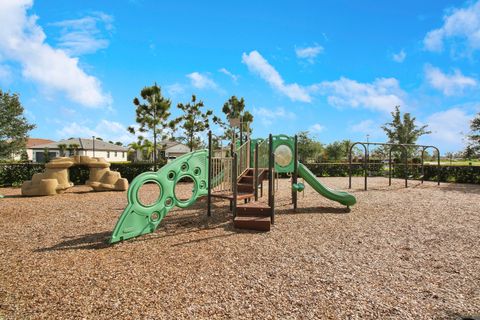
[423,1,480,53]
[424,64,477,96]
[218,68,239,83]
[50,13,113,56]
[242,50,311,103]
[309,123,325,133]
[350,119,376,133]
[420,108,472,152]
[166,83,185,96]
[392,49,406,63]
[56,119,134,144]
[295,44,324,63]
[187,72,218,90]
[311,77,406,112]
[253,106,296,126]
[0,0,111,108]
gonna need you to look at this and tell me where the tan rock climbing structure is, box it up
[21,156,128,196]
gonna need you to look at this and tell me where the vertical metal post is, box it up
[232,152,238,218]
[403,145,408,188]
[421,147,425,184]
[364,145,368,191]
[389,148,392,186]
[207,131,212,217]
[268,134,273,210]
[293,135,298,211]
[348,145,353,189]
[436,147,441,186]
[254,142,259,201]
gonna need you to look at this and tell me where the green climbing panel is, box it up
[110,150,209,243]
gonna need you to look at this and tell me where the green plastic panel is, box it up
[110,150,208,243]
[272,134,295,173]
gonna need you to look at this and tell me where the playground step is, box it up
[237,183,254,192]
[233,216,271,231]
[236,203,272,217]
[211,192,254,201]
[240,176,254,183]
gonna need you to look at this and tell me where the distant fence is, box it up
[1,161,479,187]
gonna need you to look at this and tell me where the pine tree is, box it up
[170,95,213,151]
[128,83,172,170]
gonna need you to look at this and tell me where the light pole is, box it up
[92,136,95,157]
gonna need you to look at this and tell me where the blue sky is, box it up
[1,0,479,153]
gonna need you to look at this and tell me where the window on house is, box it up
[107,151,110,158]
[114,151,117,157]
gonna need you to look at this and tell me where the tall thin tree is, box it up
[128,83,172,171]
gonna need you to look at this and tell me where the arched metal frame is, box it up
[348,142,441,190]
[349,142,368,190]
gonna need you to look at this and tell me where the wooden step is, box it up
[237,183,254,193]
[236,203,272,217]
[239,176,254,183]
[234,216,271,231]
[211,192,254,201]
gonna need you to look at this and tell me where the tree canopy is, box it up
[0,90,36,160]
[170,94,213,151]
[381,106,430,145]
[466,112,480,158]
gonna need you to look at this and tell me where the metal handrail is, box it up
[236,139,250,178]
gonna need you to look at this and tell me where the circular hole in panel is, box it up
[199,180,206,189]
[193,167,201,176]
[150,212,160,222]
[181,163,189,172]
[174,176,196,203]
[167,171,176,181]
[137,181,162,207]
[165,197,173,207]
[274,144,293,167]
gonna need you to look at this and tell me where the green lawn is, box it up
[424,160,480,166]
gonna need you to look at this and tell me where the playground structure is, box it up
[21,156,129,196]
[110,132,356,243]
[348,142,440,190]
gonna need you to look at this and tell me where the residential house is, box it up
[30,138,128,163]
[134,140,190,162]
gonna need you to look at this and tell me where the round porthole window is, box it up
[274,144,293,167]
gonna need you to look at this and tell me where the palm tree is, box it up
[58,144,67,157]
[128,141,142,162]
[141,140,154,161]
[68,143,80,156]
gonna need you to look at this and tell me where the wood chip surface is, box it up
[0,177,479,319]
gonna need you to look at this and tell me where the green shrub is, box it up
[0,161,162,187]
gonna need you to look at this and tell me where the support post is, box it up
[207,131,212,217]
[403,145,408,188]
[348,145,352,189]
[436,147,441,186]
[421,147,425,184]
[254,142,259,201]
[389,149,392,186]
[268,134,274,224]
[292,135,298,211]
[364,145,368,191]
[232,152,238,218]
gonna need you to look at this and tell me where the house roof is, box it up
[26,138,55,148]
[30,138,128,151]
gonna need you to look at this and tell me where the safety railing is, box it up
[236,140,250,179]
[257,139,269,169]
[211,156,234,194]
